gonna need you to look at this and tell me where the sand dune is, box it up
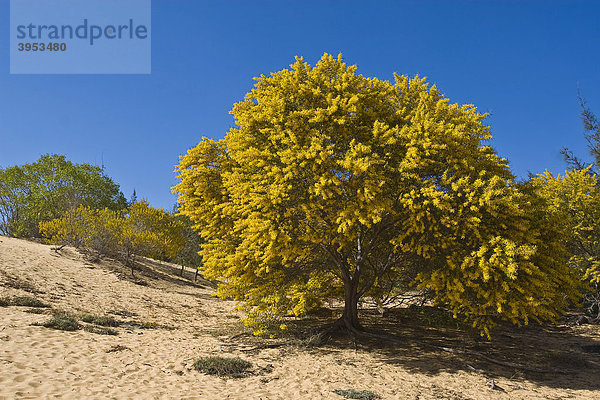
[1,236,599,399]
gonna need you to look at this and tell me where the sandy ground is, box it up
[1,235,599,399]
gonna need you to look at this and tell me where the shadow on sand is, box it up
[288,307,600,392]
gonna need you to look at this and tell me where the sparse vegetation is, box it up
[37,312,80,331]
[24,308,50,314]
[193,356,252,377]
[209,320,252,338]
[39,201,186,276]
[333,389,380,400]
[0,295,49,308]
[133,320,159,329]
[80,314,120,327]
[33,310,120,334]
[10,296,49,308]
[0,271,41,293]
[106,344,130,353]
[83,325,118,335]
[119,320,174,331]
[546,350,590,369]
[293,332,324,347]
[108,309,138,318]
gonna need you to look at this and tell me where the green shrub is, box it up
[0,296,49,308]
[80,314,120,327]
[38,312,79,331]
[193,356,252,377]
[10,296,49,308]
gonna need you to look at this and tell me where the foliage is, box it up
[0,154,127,237]
[119,200,186,265]
[39,206,120,255]
[37,312,80,331]
[174,53,579,337]
[193,356,252,377]
[580,99,600,169]
[531,168,600,318]
[80,314,120,327]
[39,200,186,268]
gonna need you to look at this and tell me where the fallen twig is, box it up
[229,332,252,340]
[507,383,525,390]
[488,379,505,391]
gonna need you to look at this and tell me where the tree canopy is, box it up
[0,154,127,237]
[174,54,579,337]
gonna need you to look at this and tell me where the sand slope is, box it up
[1,236,599,399]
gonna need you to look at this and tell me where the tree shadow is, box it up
[290,307,600,392]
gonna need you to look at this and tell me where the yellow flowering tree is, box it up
[119,200,186,269]
[532,168,600,320]
[174,54,578,336]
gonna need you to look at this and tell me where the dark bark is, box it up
[340,277,362,331]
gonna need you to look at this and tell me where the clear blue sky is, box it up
[1,0,599,210]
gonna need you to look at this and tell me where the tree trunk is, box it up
[340,278,361,331]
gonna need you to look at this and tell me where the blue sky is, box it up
[1,0,599,210]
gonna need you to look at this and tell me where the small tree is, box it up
[118,200,186,273]
[561,94,600,173]
[175,54,578,336]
